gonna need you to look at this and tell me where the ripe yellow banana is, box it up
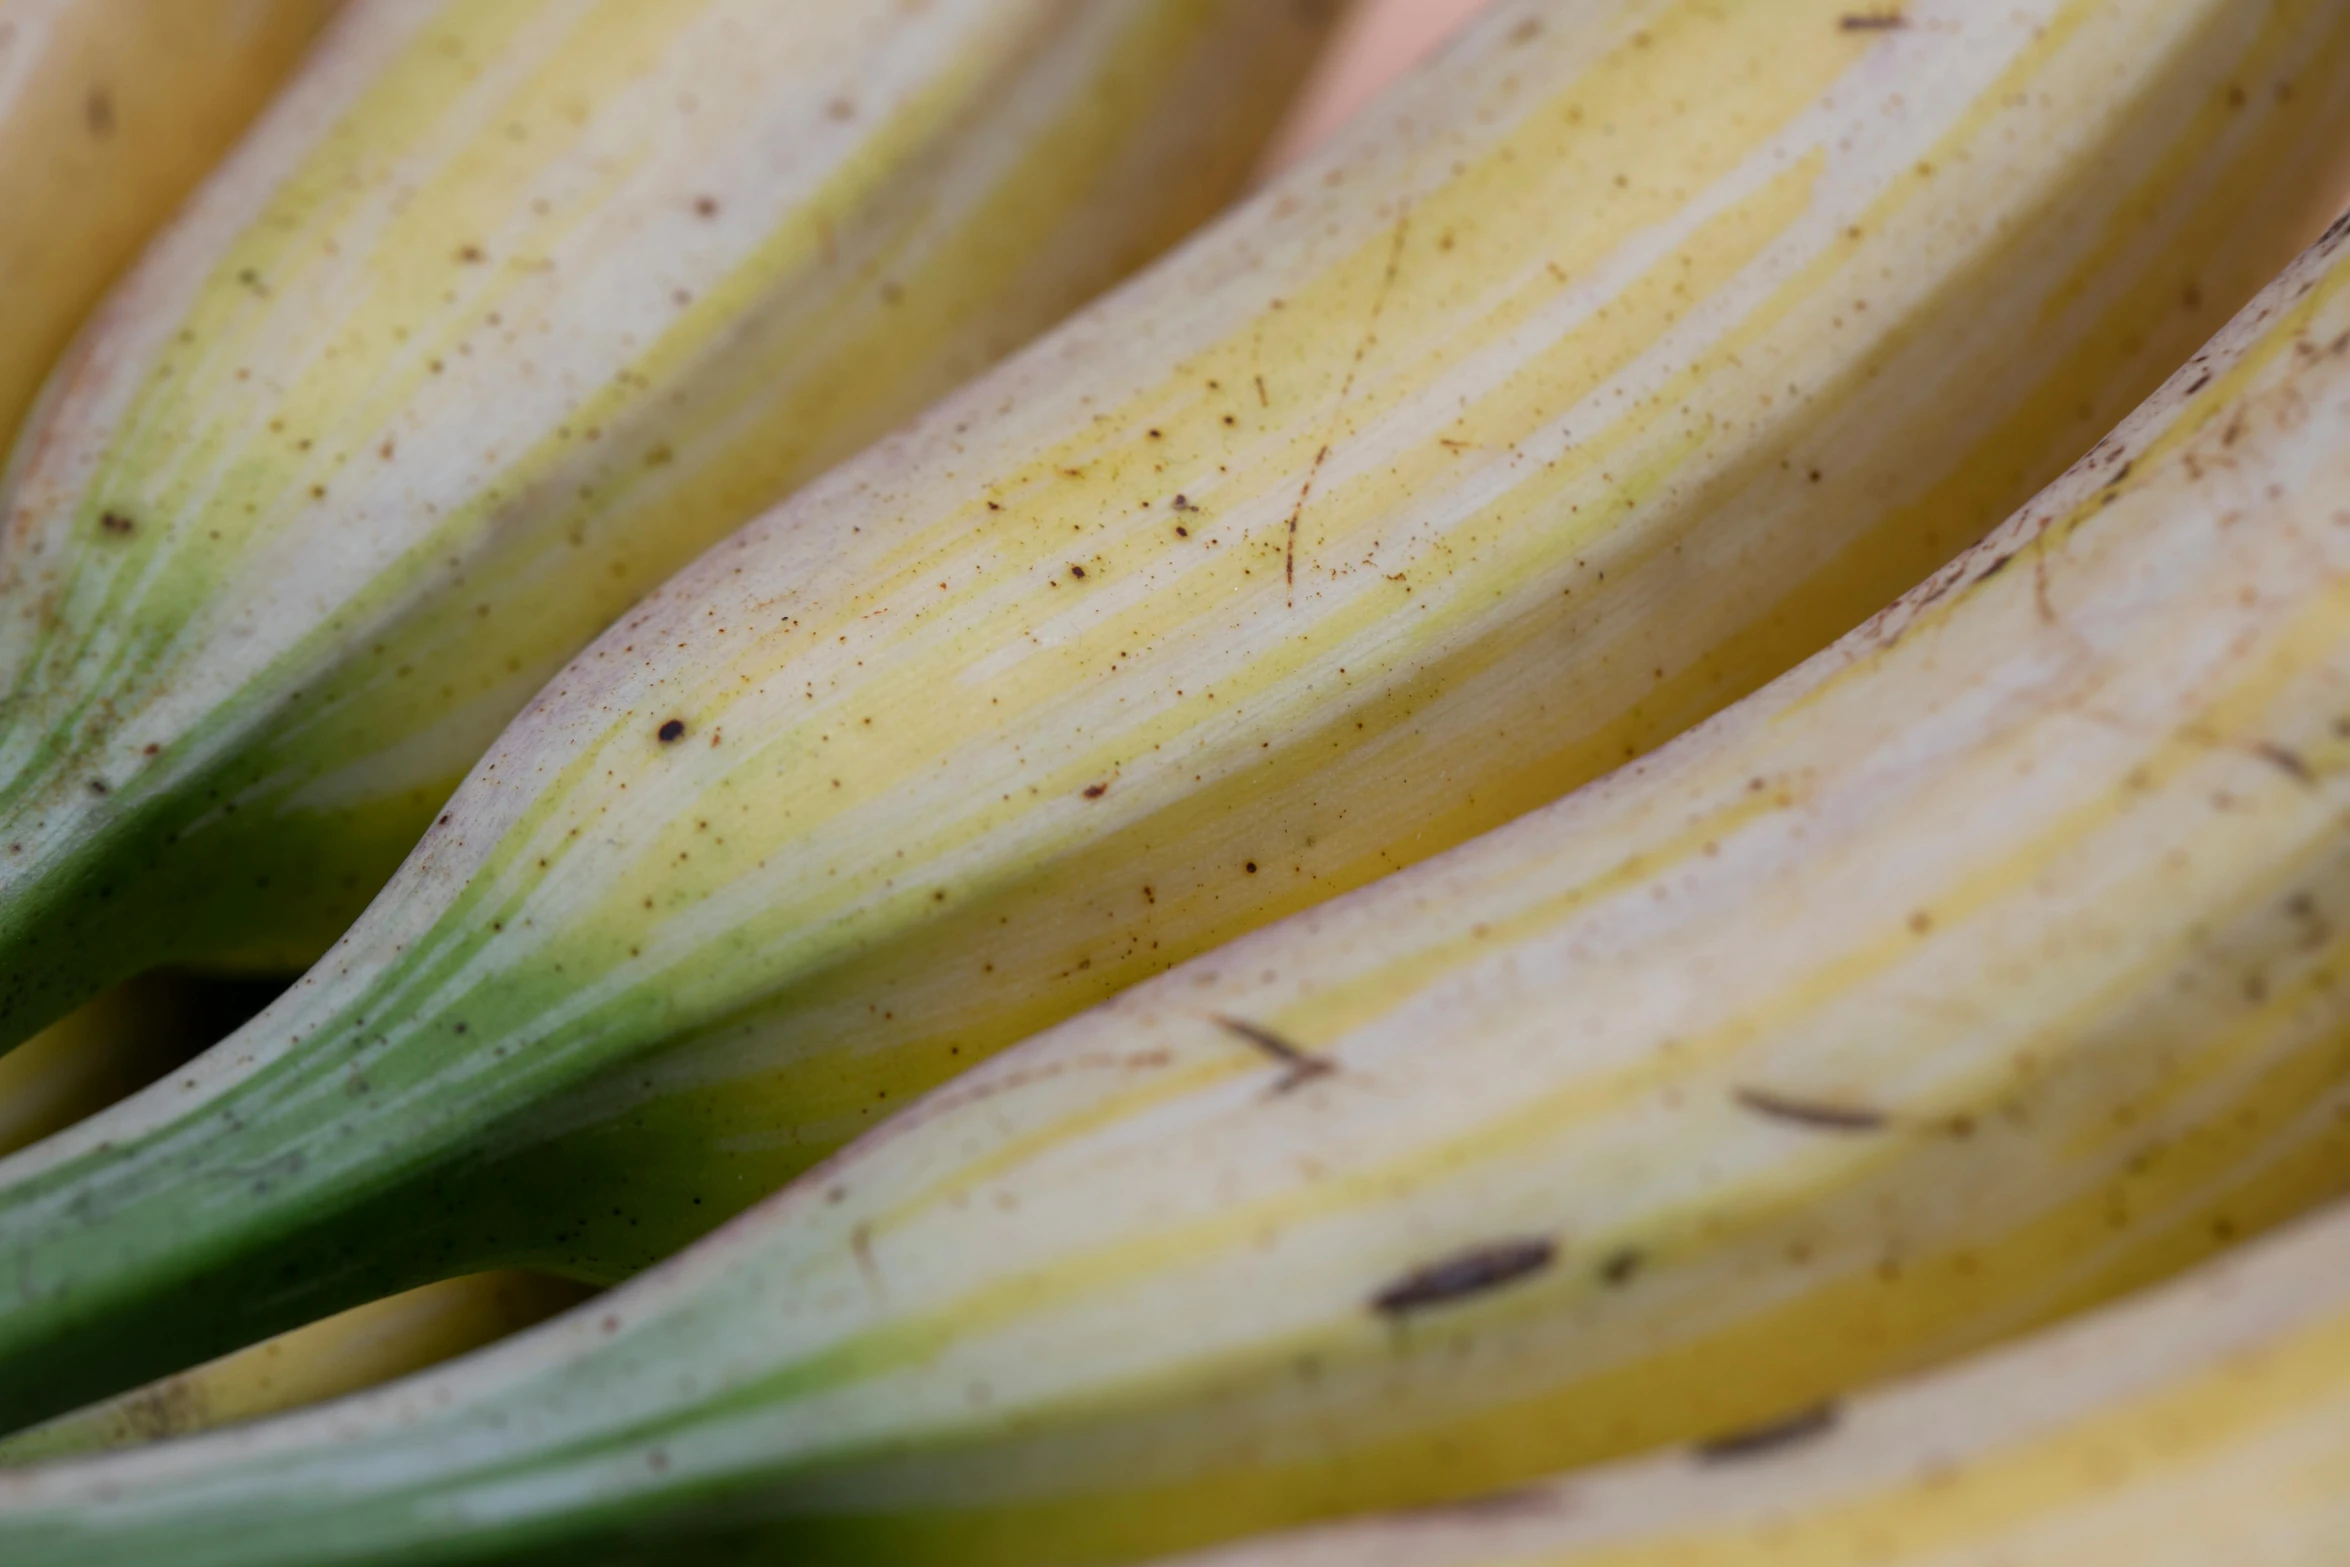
[0,0,336,449]
[0,0,1331,1037]
[4,0,2348,1437]
[0,1270,588,1464]
[1173,1201,2350,1567]
[9,172,2350,1567]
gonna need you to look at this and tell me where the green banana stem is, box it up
[3,0,2348,1440]
[0,0,1331,1046]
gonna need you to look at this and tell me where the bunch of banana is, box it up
[11,123,2350,1567]
[0,1270,589,1464]
[0,0,1332,1033]
[1173,1198,2350,1567]
[4,0,2348,1434]
[0,0,335,448]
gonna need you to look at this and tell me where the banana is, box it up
[3,0,2346,1436]
[1170,1203,2350,1567]
[0,0,336,449]
[9,178,2350,1567]
[0,0,1332,1035]
[0,1270,589,1464]
[0,973,282,1157]
[10,139,2350,1567]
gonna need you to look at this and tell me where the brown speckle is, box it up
[1838,10,1907,28]
[1697,1404,1841,1461]
[1082,783,1109,799]
[2254,742,2315,785]
[657,719,686,743]
[1215,1015,1334,1092]
[85,86,114,137]
[1372,1239,1556,1317]
[1599,1248,1643,1286]
[456,244,486,264]
[693,195,719,218]
[1733,1086,1888,1133]
[98,510,135,537]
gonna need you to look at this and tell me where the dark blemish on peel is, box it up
[1696,1404,1841,1462]
[1082,783,1109,799]
[1979,551,2013,579]
[1599,1248,1643,1286]
[85,87,114,137]
[1733,1086,1889,1133]
[98,510,135,537]
[456,244,486,264]
[693,196,719,218]
[1838,12,1908,31]
[1215,1015,1334,1092]
[2255,742,2315,784]
[1069,564,1087,579]
[1371,1239,1556,1317]
[1415,1487,1555,1522]
[657,719,686,744]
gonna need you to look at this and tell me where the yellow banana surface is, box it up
[0,0,1330,1039]
[6,0,2350,1440]
[0,0,335,448]
[0,1270,588,1463]
[1176,1202,2350,1567]
[12,121,2350,1567]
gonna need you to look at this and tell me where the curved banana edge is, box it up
[7,0,2350,1436]
[1172,1194,2350,1566]
[0,0,1332,1041]
[0,0,337,449]
[0,1270,591,1464]
[0,973,283,1157]
[10,61,2350,1567]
